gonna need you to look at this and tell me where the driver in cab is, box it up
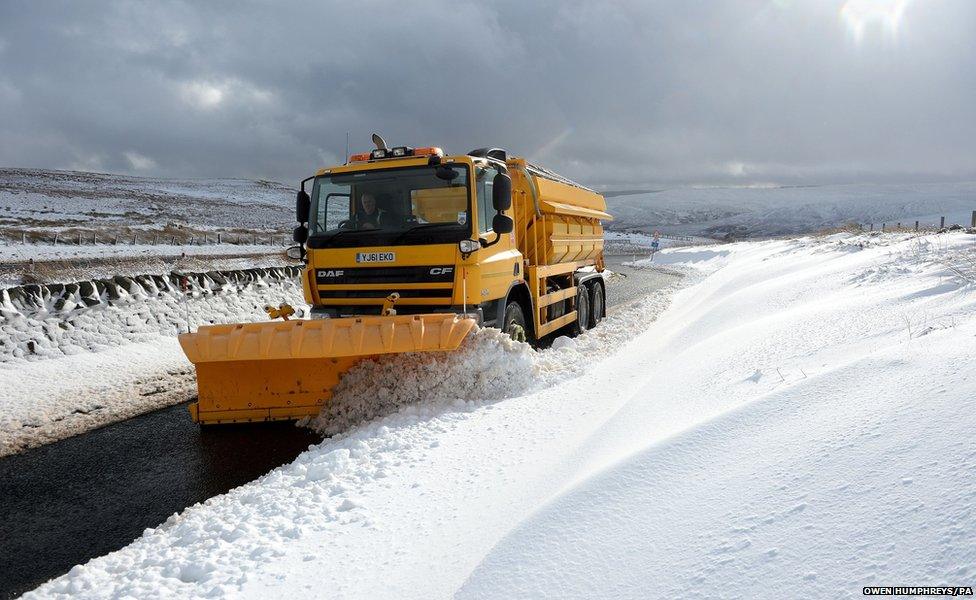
[354,193,387,229]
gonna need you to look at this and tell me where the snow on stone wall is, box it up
[0,266,305,362]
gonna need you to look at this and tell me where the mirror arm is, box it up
[479,233,502,249]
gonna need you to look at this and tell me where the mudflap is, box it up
[178,314,475,424]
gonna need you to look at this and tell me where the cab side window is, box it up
[476,166,497,234]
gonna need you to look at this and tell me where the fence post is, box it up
[971,210,975,228]
[882,223,886,232]
[22,232,26,245]
[217,233,222,244]
[153,234,158,245]
[914,220,919,231]
[940,216,946,229]
[54,232,59,246]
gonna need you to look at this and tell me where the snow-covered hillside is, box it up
[606,182,976,239]
[23,230,976,599]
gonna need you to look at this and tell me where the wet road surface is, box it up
[0,258,678,598]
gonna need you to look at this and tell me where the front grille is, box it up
[315,265,455,285]
[317,288,453,299]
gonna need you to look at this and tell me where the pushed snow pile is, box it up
[0,266,303,362]
[308,328,537,436]
[308,289,679,437]
[23,231,976,599]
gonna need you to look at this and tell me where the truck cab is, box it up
[294,145,610,343]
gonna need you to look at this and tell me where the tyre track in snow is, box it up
[0,262,678,599]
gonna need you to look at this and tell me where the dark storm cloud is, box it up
[0,0,973,187]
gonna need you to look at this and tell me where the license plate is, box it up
[356,251,395,263]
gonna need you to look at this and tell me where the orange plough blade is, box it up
[178,314,475,424]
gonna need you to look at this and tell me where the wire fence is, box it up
[865,210,976,233]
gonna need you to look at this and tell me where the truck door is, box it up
[475,164,519,300]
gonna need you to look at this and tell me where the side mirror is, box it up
[296,190,310,223]
[293,225,308,244]
[285,245,304,260]
[492,172,512,211]
[492,214,514,234]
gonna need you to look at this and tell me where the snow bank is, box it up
[0,338,194,456]
[0,267,306,455]
[23,231,976,599]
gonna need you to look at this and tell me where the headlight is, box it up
[459,239,480,253]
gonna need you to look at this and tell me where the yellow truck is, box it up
[179,140,612,424]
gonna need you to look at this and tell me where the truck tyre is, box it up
[571,285,590,336]
[588,281,605,328]
[502,301,529,343]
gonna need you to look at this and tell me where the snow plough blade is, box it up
[178,314,475,424]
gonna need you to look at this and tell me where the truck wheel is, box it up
[502,301,529,343]
[571,285,590,336]
[588,281,605,328]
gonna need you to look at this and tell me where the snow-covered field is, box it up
[22,230,976,599]
[0,168,299,286]
[606,182,976,239]
[0,168,293,233]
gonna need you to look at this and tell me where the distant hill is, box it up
[604,182,976,238]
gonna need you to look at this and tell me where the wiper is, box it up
[392,222,461,244]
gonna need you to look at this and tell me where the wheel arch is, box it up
[497,281,534,339]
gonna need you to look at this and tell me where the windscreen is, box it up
[308,164,471,248]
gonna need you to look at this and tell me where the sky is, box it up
[0,0,973,188]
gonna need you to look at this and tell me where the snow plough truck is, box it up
[178,139,612,424]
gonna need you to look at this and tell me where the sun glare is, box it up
[841,0,911,42]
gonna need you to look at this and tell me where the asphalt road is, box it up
[0,259,679,599]
[603,255,680,311]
